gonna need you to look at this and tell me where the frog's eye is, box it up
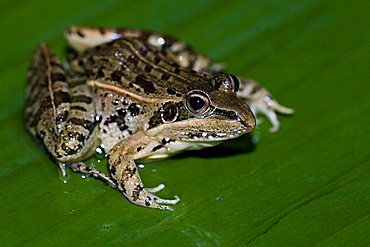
[185,91,210,116]
[228,74,240,93]
[213,73,240,93]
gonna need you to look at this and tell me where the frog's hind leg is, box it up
[26,45,103,182]
[65,26,223,73]
[237,78,294,132]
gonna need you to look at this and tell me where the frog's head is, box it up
[148,73,256,142]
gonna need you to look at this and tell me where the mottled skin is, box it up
[25,26,293,210]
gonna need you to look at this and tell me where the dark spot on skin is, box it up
[134,75,156,93]
[68,117,96,134]
[39,130,46,138]
[110,71,122,82]
[117,108,126,117]
[121,184,127,194]
[51,72,65,82]
[144,64,153,72]
[152,144,163,152]
[161,138,174,145]
[128,103,140,116]
[132,185,144,201]
[70,105,87,112]
[77,134,85,143]
[166,87,176,95]
[137,146,142,152]
[161,73,170,80]
[97,68,105,78]
[144,196,151,207]
[104,110,128,131]
[109,166,116,175]
[211,133,218,138]
[154,56,160,63]
[56,110,69,125]
[176,93,182,97]
[174,67,181,73]
[128,82,134,88]
[94,115,102,124]
[76,30,85,37]
[53,91,71,106]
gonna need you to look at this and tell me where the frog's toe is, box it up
[147,183,165,193]
[142,193,180,211]
[152,195,180,211]
[154,194,180,205]
[58,163,68,178]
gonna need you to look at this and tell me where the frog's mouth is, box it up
[147,117,254,142]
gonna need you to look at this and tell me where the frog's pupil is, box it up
[189,96,205,111]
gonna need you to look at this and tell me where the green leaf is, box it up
[0,0,369,246]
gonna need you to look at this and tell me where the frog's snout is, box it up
[238,104,256,131]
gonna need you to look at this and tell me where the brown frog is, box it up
[25,26,293,210]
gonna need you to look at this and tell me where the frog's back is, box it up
[68,38,213,99]
[66,38,216,151]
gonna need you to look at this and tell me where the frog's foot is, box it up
[65,162,117,188]
[250,95,294,132]
[137,188,180,211]
[115,181,180,211]
[237,78,294,132]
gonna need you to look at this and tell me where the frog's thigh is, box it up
[26,45,100,175]
[108,133,180,211]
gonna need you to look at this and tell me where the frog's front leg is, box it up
[236,78,294,132]
[108,132,180,211]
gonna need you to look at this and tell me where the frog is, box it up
[25,26,293,210]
